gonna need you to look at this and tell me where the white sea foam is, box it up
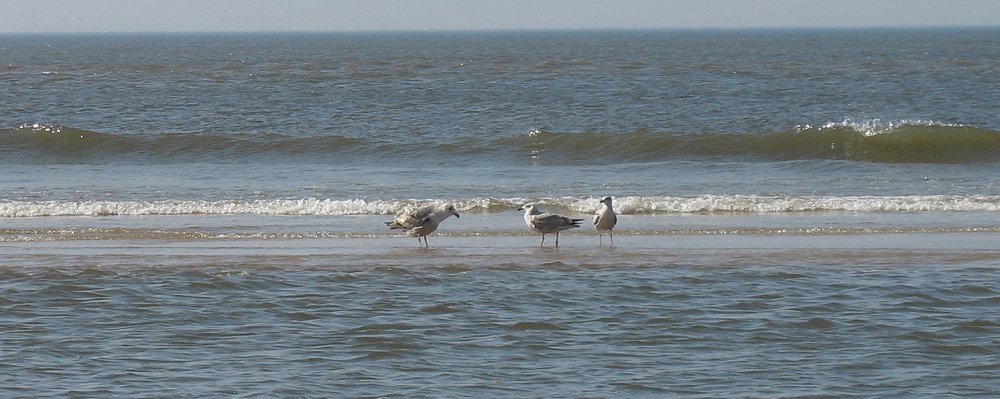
[0,198,399,218]
[3,195,1000,218]
[816,118,964,136]
[15,122,63,134]
[556,195,1000,214]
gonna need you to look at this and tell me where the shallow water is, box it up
[4,231,1000,398]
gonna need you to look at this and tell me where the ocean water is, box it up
[3,29,1000,397]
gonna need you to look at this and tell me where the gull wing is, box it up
[531,213,583,232]
[387,206,436,229]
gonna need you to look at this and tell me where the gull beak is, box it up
[454,212,461,218]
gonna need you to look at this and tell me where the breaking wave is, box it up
[4,195,1000,218]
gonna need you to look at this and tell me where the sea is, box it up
[2,28,1000,397]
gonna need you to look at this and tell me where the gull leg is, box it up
[599,231,603,246]
[555,231,560,247]
[609,231,614,246]
[540,234,545,247]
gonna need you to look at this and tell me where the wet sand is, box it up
[4,212,999,270]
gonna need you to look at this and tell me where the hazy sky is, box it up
[3,0,999,34]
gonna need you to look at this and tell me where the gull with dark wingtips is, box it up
[385,204,460,247]
[518,203,582,247]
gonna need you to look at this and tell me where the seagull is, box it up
[593,196,618,246]
[385,204,460,247]
[518,203,582,247]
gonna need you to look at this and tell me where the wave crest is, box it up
[6,120,1000,164]
[520,121,1000,164]
[2,124,367,161]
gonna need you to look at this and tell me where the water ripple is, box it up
[2,263,999,397]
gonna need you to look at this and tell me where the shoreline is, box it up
[4,230,999,270]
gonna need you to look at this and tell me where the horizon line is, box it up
[2,25,999,36]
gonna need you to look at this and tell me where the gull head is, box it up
[600,196,613,206]
[517,203,542,215]
[442,204,460,218]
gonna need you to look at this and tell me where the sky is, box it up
[3,0,999,34]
